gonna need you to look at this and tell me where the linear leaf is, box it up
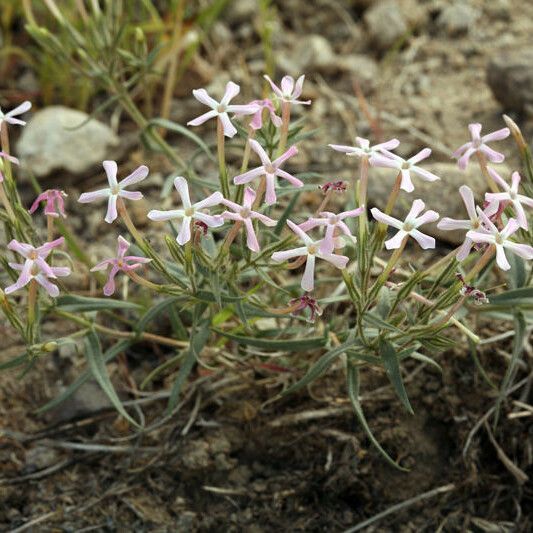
[84,332,140,428]
[493,310,526,428]
[213,328,327,352]
[136,297,178,333]
[167,319,211,412]
[380,339,414,414]
[488,287,533,306]
[346,363,408,471]
[282,337,356,396]
[35,339,131,414]
[56,295,141,313]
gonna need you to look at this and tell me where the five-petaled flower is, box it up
[299,207,364,253]
[370,148,440,193]
[437,185,499,261]
[271,220,348,292]
[4,237,70,297]
[329,137,400,159]
[78,160,148,224]
[453,123,510,170]
[221,187,277,251]
[187,81,259,138]
[29,189,68,218]
[264,75,311,105]
[234,140,302,205]
[91,236,152,296]
[0,151,19,182]
[466,209,533,270]
[371,199,440,250]
[147,176,224,245]
[485,168,533,230]
[242,99,282,130]
[0,101,32,128]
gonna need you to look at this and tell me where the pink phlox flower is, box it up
[466,208,533,271]
[299,207,364,254]
[29,189,68,218]
[233,140,302,205]
[319,180,347,194]
[0,101,32,127]
[4,237,69,297]
[453,123,510,170]
[271,220,349,292]
[243,99,282,130]
[264,74,311,105]
[187,81,259,138]
[369,148,440,193]
[437,185,499,261]
[78,160,148,224]
[221,187,276,251]
[485,168,533,230]
[0,151,19,182]
[329,137,400,158]
[147,176,224,245]
[289,295,323,323]
[371,199,440,250]
[91,236,152,296]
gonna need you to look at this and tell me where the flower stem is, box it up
[127,270,163,292]
[476,152,499,193]
[234,127,255,204]
[0,182,15,221]
[423,246,460,276]
[277,100,291,156]
[376,170,402,239]
[358,156,369,242]
[217,117,230,198]
[315,189,333,215]
[27,279,38,333]
[464,245,495,283]
[47,215,54,241]
[373,236,408,293]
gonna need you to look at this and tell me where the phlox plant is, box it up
[1,74,532,469]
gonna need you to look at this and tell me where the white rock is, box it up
[16,106,120,177]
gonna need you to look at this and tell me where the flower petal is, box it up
[301,254,315,292]
[272,247,308,262]
[192,88,218,109]
[194,191,223,210]
[147,209,184,222]
[410,229,435,249]
[408,148,431,165]
[370,208,403,229]
[187,109,218,126]
[177,217,192,245]
[243,218,259,252]
[482,127,510,143]
[272,145,298,168]
[78,188,110,203]
[495,244,510,271]
[103,160,118,188]
[233,165,265,185]
[275,168,303,187]
[249,139,271,166]
[119,190,143,201]
[120,165,149,188]
[104,194,118,224]
[220,81,240,106]
[384,230,408,250]
[218,112,237,138]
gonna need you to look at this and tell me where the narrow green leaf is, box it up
[167,319,211,412]
[347,363,408,471]
[507,254,526,289]
[274,191,301,235]
[56,295,141,313]
[84,332,140,428]
[144,118,215,161]
[379,339,414,414]
[363,313,402,333]
[493,310,526,428]
[0,352,27,371]
[488,287,533,305]
[213,328,327,352]
[282,337,356,396]
[35,340,131,414]
[136,297,178,334]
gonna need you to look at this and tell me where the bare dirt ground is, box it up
[1,1,532,531]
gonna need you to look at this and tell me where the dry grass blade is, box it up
[483,421,529,485]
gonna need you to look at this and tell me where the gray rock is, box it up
[16,106,120,177]
[365,0,408,51]
[436,3,479,36]
[367,162,510,244]
[487,49,533,114]
[224,0,256,25]
[47,379,113,424]
[278,34,335,74]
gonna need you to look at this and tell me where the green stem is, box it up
[217,117,230,197]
